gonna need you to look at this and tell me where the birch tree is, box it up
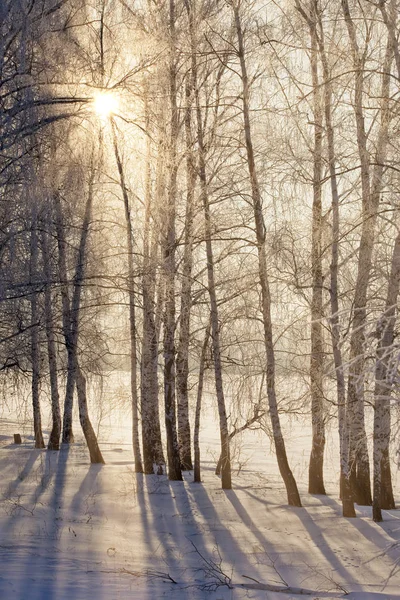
[341,0,392,505]
[232,0,301,506]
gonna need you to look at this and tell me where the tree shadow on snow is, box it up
[11,445,71,600]
[313,494,400,546]
[2,447,43,500]
[141,475,197,584]
[185,479,270,586]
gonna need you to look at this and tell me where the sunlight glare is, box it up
[93,91,119,118]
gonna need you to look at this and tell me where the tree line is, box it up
[1,0,400,523]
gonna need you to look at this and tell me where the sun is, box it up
[93,91,119,118]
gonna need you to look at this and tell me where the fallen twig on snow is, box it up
[87,567,177,584]
[188,539,233,591]
[240,577,345,596]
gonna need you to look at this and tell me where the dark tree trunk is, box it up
[193,323,210,483]
[111,120,143,473]
[187,0,232,490]
[40,219,61,451]
[307,1,326,495]
[57,168,104,463]
[176,74,197,471]
[30,211,45,449]
[55,193,75,445]
[163,0,183,481]
[76,368,104,464]
[233,0,300,506]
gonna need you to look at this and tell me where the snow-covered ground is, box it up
[1,374,400,599]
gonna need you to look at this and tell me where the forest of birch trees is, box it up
[1,0,400,523]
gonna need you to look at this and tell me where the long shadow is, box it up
[286,503,358,586]
[143,476,193,569]
[135,472,154,554]
[0,445,45,588]
[303,494,400,590]
[69,463,103,517]
[134,474,191,598]
[2,448,42,500]
[226,488,341,590]
[12,445,70,600]
[225,488,289,583]
[237,484,357,587]
[185,479,270,586]
[61,462,105,600]
[28,449,61,506]
[140,473,239,598]
[321,495,400,568]
[0,445,34,477]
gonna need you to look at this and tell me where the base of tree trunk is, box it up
[134,460,144,473]
[84,430,105,464]
[372,504,382,522]
[220,454,232,489]
[308,447,326,494]
[380,451,395,509]
[221,468,232,490]
[343,499,357,517]
[62,430,75,444]
[80,416,104,464]
[354,474,372,506]
[341,473,356,517]
[167,452,183,480]
[277,450,302,507]
[88,446,105,464]
[180,453,193,471]
[48,423,61,451]
[35,434,45,449]
[286,484,302,507]
[194,451,201,483]
[143,460,156,474]
[168,469,183,481]
[47,437,60,451]
[308,482,326,494]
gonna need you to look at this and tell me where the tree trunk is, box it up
[141,116,165,474]
[307,1,326,495]
[188,0,232,490]
[176,74,197,471]
[57,168,104,463]
[373,230,400,521]
[194,322,210,483]
[40,218,61,451]
[233,0,301,506]
[76,367,104,464]
[163,0,183,482]
[111,120,143,473]
[55,193,75,444]
[30,210,45,449]
[313,5,355,516]
[341,0,392,505]
[372,0,400,522]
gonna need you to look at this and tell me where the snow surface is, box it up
[1,375,400,600]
